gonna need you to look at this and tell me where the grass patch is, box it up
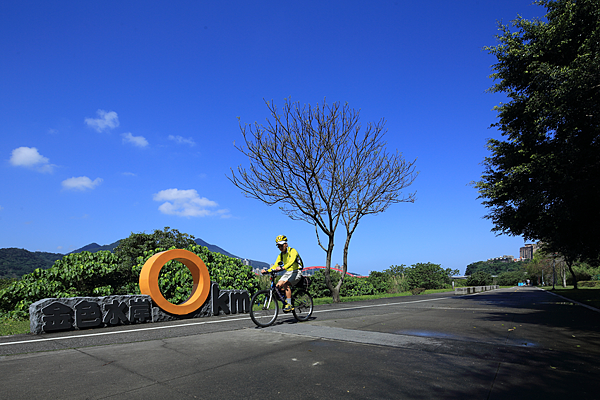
[541,286,600,309]
[0,317,29,336]
[313,288,455,305]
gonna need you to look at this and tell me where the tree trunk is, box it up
[567,261,578,289]
[332,226,355,303]
[323,235,340,302]
[332,279,342,303]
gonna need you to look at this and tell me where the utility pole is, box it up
[552,253,557,290]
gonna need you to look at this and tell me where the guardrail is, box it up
[454,285,499,295]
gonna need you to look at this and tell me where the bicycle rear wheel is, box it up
[292,289,313,321]
[250,290,279,327]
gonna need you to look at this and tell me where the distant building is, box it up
[520,243,539,260]
[487,255,515,263]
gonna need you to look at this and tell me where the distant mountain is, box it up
[193,238,269,270]
[68,241,121,254]
[194,238,236,258]
[0,248,64,278]
[0,237,268,279]
[68,237,269,270]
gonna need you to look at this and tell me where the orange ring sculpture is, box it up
[139,249,210,315]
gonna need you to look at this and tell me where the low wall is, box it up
[454,285,499,295]
[29,282,249,334]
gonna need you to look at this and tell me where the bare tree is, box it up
[229,98,418,302]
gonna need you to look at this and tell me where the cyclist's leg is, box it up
[276,279,292,300]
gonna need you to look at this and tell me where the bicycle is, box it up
[249,270,313,327]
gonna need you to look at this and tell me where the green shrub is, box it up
[0,277,16,291]
[0,251,121,318]
[308,270,342,298]
[257,274,272,291]
[578,281,600,288]
[306,270,384,298]
[466,271,493,286]
[406,262,450,290]
[569,262,600,283]
[366,271,391,294]
[0,242,259,318]
[388,275,410,293]
[340,276,375,297]
[410,287,425,295]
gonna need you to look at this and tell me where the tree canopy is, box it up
[465,260,528,276]
[405,262,457,290]
[475,0,600,288]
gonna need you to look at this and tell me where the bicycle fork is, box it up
[263,290,275,309]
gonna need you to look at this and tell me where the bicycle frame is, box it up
[263,271,287,304]
[250,269,313,327]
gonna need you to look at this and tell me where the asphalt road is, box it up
[1,286,599,399]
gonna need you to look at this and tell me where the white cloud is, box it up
[84,110,119,132]
[153,188,228,217]
[168,135,196,146]
[122,132,149,148]
[9,146,55,173]
[62,176,103,191]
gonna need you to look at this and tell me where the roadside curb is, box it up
[453,285,499,295]
[537,287,600,313]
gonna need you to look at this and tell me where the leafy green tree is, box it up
[114,227,196,267]
[475,0,600,289]
[466,271,493,286]
[405,262,451,290]
[495,271,526,286]
[113,227,197,283]
[465,260,528,276]
[526,250,558,286]
[383,264,407,277]
[445,267,460,279]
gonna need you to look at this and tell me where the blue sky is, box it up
[1,1,545,275]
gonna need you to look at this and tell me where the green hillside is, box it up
[0,248,64,278]
[465,259,529,276]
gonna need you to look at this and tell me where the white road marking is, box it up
[0,294,506,347]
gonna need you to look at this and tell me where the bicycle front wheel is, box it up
[250,290,279,327]
[292,289,313,322]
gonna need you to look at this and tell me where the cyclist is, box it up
[261,235,303,312]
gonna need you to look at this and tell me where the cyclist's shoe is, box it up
[283,303,294,313]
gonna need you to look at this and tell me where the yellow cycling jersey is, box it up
[270,247,303,272]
